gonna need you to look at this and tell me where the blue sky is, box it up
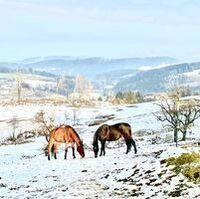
[0,0,200,61]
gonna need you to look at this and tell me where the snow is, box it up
[139,64,173,71]
[0,102,200,198]
[183,69,200,78]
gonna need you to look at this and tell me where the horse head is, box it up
[77,140,85,158]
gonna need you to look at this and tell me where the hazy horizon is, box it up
[0,0,200,62]
[0,55,178,63]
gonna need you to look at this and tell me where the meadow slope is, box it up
[0,102,200,199]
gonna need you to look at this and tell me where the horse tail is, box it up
[45,134,50,142]
[46,129,56,160]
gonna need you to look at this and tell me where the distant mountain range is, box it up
[0,56,177,78]
[4,56,200,94]
[114,62,200,94]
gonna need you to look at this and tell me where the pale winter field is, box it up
[0,101,200,199]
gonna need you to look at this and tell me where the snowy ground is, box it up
[0,102,200,199]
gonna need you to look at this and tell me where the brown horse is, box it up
[47,125,85,160]
[93,123,137,158]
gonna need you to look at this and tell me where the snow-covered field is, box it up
[0,102,200,198]
[0,72,58,101]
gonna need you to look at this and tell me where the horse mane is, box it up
[70,126,81,140]
[65,125,83,146]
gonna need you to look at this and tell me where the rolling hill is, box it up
[0,56,177,78]
[114,62,200,93]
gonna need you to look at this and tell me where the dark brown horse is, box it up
[47,125,85,160]
[93,123,137,158]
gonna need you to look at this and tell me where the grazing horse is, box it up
[47,125,85,160]
[93,123,137,158]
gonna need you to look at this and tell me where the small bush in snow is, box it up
[33,110,55,137]
[167,152,200,183]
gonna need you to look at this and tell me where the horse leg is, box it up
[51,144,54,157]
[53,143,59,159]
[64,147,68,160]
[125,138,132,154]
[125,138,137,154]
[102,141,106,156]
[99,141,103,156]
[54,153,57,159]
[47,139,54,160]
[131,139,137,154]
[72,143,76,159]
[100,140,105,156]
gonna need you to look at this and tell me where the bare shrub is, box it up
[155,87,200,145]
[34,110,55,141]
[7,116,20,142]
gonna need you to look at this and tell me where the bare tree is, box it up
[69,75,93,125]
[69,96,81,125]
[56,76,65,96]
[155,97,180,145]
[74,74,93,95]
[179,99,200,141]
[7,116,20,141]
[155,88,200,144]
[15,70,23,104]
[34,110,55,142]
[74,75,84,94]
